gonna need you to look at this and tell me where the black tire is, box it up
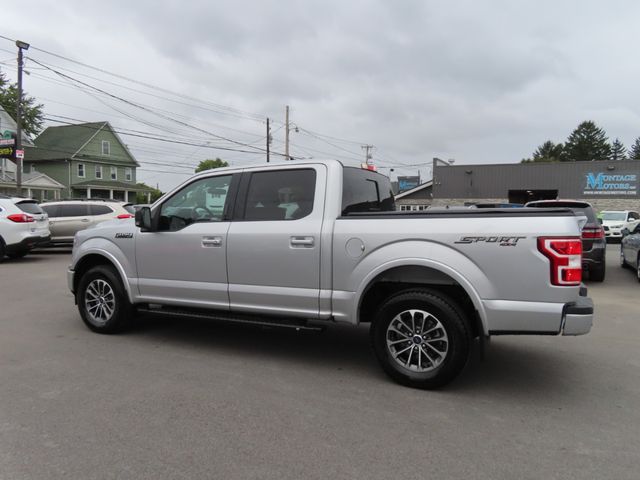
[0,238,5,263]
[6,250,28,259]
[589,263,606,282]
[76,265,133,334]
[637,255,640,283]
[370,289,471,389]
[620,248,630,270]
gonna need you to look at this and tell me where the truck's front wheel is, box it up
[370,289,471,389]
[77,265,133,334]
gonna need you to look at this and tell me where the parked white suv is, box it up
[600,210,640,242]
[0,196,51,261]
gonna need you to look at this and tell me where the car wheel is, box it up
[589,263,606,282]
[637,255,640,283]
[370,289,471,389]
[77,265,133,334]
[0,238,5,263]
[620,248,629,269]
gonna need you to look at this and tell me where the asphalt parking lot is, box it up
[1,245,639,480]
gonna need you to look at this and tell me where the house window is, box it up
[102,141,110,156]
[95,165,102,179]
[111,167,117,180]
[78,163,85,178]
[125,167,132,182]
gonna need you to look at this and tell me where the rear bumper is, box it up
[5,235,51,253]
[561,296,593,335]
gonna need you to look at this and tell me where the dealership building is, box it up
[396,158,640,212]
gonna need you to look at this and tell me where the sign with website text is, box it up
[583,171,637,196]
[0,137,15,159]
[398,175,420,192]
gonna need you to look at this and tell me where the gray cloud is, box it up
[3,0,640,189]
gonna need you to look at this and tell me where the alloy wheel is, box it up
[84,279,116,326]
[385,309,449,373]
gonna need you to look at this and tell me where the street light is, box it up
[15,40,30,197]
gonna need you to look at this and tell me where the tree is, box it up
[195,157,228,173]
[563,120,611,162]
[135,183,163,204]
[609,138,627,161]
[629,137,640,160]
[532,140,565,162]
[0,69,45,137]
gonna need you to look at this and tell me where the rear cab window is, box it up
[341,167,395,215]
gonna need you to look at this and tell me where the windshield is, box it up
[602,212,626,221]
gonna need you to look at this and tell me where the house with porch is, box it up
[24,122,147,202]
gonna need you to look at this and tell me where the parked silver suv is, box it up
[40,199,135,245]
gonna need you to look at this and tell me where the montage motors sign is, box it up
[583,171,638,196]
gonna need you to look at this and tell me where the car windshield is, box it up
[602,212,626,221]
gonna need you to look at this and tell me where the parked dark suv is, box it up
[525,200,606,282]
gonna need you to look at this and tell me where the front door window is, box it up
[159,175,232,231]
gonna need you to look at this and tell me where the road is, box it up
[1,245,639,479]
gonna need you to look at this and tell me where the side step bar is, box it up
[136,305,326,332]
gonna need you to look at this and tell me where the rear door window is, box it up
[90,205,114,216]
[59,204,90,217]
[242,169,316,221]
[41,205,59,218]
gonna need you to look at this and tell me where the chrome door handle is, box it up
[202,236,223,247]
[81,219,90,223]
[290,236,314,247]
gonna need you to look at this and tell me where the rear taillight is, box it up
[582,226,604,239]
[537,237,582,286]
[7,213,35,223]
[116,214,134,219]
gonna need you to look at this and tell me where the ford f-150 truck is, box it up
[68,160,594,388]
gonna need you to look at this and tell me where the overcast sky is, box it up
[2,0,640,191]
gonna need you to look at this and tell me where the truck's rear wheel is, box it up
[370,289,471,389]
[77,265,133,334]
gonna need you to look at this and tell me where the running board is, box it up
[136,305,325,332]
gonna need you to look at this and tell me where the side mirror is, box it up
[135,206,153,232]
[621,227,630,237]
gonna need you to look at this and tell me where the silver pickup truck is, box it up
[68,160,593,388]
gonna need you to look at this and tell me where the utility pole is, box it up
[15,40,30,197]
[362,144,374,165]
[285,105,290,160]
[266,117,270,163]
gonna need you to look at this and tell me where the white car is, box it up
[0,196,51,261]
[600,210,640,242]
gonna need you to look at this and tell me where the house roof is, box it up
[24,122,139,166]
[0,166,65,190]
[394,179,434,200]
[73,179,150,191]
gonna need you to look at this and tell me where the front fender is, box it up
[71,238,137,303]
